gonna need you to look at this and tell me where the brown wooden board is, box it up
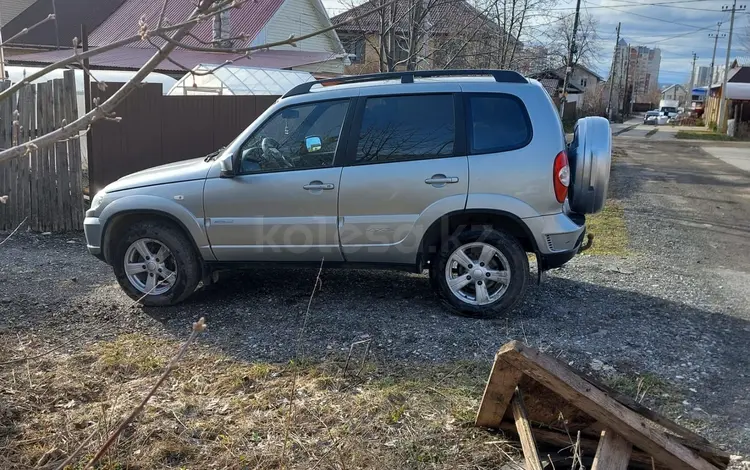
[494,341,720,470]
[29,84,39,231]
[476,355,522,427]
[511,388,543,470]
[38,81,52,232]
[53,79,67,231]
[63,70,83,229]
[498,422,669,470]
[592,429,633,470]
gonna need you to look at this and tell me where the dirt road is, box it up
[1,138,749,458]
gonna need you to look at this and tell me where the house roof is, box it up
[554,64,603,82]
[728,66,750,84]
[89,0,285,49]
[331,0,500,36]
[9,47,341,74]
[661,84,686,94]
[528,70,584,94]
[1,0,128,48]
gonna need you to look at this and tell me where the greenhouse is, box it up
[168,64,316,96]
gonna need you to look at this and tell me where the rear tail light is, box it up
[553,151,570,203]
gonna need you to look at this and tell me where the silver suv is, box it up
[84,70,611,318]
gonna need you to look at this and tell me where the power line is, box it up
[587,2,722,28]
[545,0,726,11]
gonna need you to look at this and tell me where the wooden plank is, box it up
[63,70,83,229]
[53,79,67,231]
[498,422,669,470]
[497,341,720,470]
[510,388,544,470]
[29,84,39,231]
[38,81,52,232]
[592,429,632,470]
[51,79,70,231]
[476,355,523,427]
[21,86,33,228]
[586,373,712,446]
[0,81,9,229]
[9,89,19,229]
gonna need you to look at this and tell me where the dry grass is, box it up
[0,333,518,469]
[584,199,628,256]
[581,147,629,256]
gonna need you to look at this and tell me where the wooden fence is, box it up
[0,70,84,232]
[89,83,278,191]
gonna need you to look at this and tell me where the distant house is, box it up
[332,0,510,74]
[704,62,750,133]
[660,84,687,104]
[5,0,349,77]
[529,64,603,111]
[561,64,604,97]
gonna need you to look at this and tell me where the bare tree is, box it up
[546,11,599,70]
[0,0,396,164]
[336,0,511,73]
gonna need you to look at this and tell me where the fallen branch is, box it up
[81,317,207,469]
[0,217,28,247]
[281,259,324,469]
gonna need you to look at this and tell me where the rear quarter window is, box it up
[467,94,532,154]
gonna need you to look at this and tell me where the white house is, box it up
[661,84,688,105]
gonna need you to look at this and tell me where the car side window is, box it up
[467,94,531,154]
[355,94,455,163]
[238,99,349,174]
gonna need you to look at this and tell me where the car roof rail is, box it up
[282,69,528,98]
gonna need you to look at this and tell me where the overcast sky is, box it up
[322,0,750,86]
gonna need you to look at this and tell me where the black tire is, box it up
[111,220,202,306]
[435,229,528,318]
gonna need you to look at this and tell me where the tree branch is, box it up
[0,14,56,47]
[0,1,224,163]
[156,0,398,54]
[0,0,243,103]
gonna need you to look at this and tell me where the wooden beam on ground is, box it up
[592,429,632,470]
[498,422,669,470]
[475,355,523,428]
[498,341,719,470]
[510,387,544,470]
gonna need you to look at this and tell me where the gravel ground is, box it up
[1,138,749,461]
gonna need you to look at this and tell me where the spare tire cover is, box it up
[567,116,612,214]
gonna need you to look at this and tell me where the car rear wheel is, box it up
[435,229,528,318]
[112,220,201,306]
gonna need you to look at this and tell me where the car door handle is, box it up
[303,182,335,190]
[425,175,459,185]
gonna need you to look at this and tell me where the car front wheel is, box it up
[111,220,201,306]
[435,229,528,318]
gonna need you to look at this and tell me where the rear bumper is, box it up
[524,210,586,270]
[538,229,586,270]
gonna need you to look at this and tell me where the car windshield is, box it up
[661,107,677,113]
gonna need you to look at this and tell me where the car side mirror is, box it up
[219,153,237,178]
[305,136,322,153]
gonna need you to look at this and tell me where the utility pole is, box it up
[622,45,631,119]
[559,0,583,117]
[688,52,698,98]
[0,8,5,80]
[606,22,621,121]
[708,22,725,87]
[718,0,746,130]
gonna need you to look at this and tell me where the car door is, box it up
[204,98,352,262]
[337,92,468,265]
